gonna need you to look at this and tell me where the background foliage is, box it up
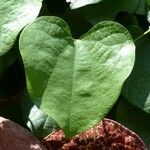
[0,0,150,148]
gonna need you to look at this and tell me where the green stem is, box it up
[134,28,150,42]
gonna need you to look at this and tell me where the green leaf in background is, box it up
[0,0,42,56]
[147,0,150,6]
[135,0,146,15]
[79,0,144,25]
[114,12,139,29]
[66,0,103,9]
[116,97,150,149]
[19,16,135,137]
[122,34,150,113]
[22,91,58,140]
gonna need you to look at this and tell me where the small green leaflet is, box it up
[147,11,150,23]
[66,0,103,9]
[147,0,150,25]
[0,0,42,56]
[19,16,135,137]
[22,91,58,140]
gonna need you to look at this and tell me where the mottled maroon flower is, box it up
[42,118,147,150]
[0,117,46,150]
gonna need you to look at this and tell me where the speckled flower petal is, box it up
[42,118,147,150]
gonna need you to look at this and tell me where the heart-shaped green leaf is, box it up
[0,0,42,56]
[19,16,135,137]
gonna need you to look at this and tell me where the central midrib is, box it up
[66,39,78,136]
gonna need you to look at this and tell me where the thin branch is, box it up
[134,28,150,42]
